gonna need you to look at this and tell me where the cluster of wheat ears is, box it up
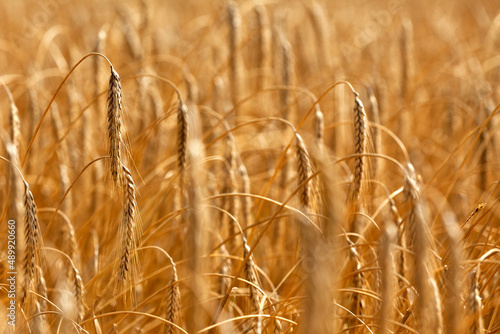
[2,0,500,333]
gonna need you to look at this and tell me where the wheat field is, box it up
[1,0,500,333]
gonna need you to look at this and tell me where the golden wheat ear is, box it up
[107,65,124,187]
[351,91,367,204]
[466,268,483,334]
[243,241,261,313]
[227,0,242,119]
[118,165,137,281]
[295,132,312,212]
[177,99,189,195]
[21,180,41,307]
[165,256,181,334]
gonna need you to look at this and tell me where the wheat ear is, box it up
[244,241,261,312]
[253,2,270,90]
[107,66,124,187]
[239,163,252,228]
[32,266,48,333]
[227,0,241,120]
[308,2,330,69]
[403,164,430,333]
[367,86,382,179]
[63,218,81,271]
[7,90,21,153]
[400,18,415,99]
[177,99,188,195]
[165,256,180,334]
[351,92,367,204]
[466,268,483,334]
[21,180,41,306]
[295,132,312,212]
[280,31,295,123]
[314,107,325,154]
[119,165,137,280]
[346,239,366,332]
[295,132,332,333]
[72,266,85,322]
[223,133,240,250]
[218,244,232,298]
[442,213,463,333]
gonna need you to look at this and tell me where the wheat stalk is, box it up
[184,138,207,333]
[442,212,463,333]
[51,103,73,215]
[379,224,396,334]
[429,277,444,334]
